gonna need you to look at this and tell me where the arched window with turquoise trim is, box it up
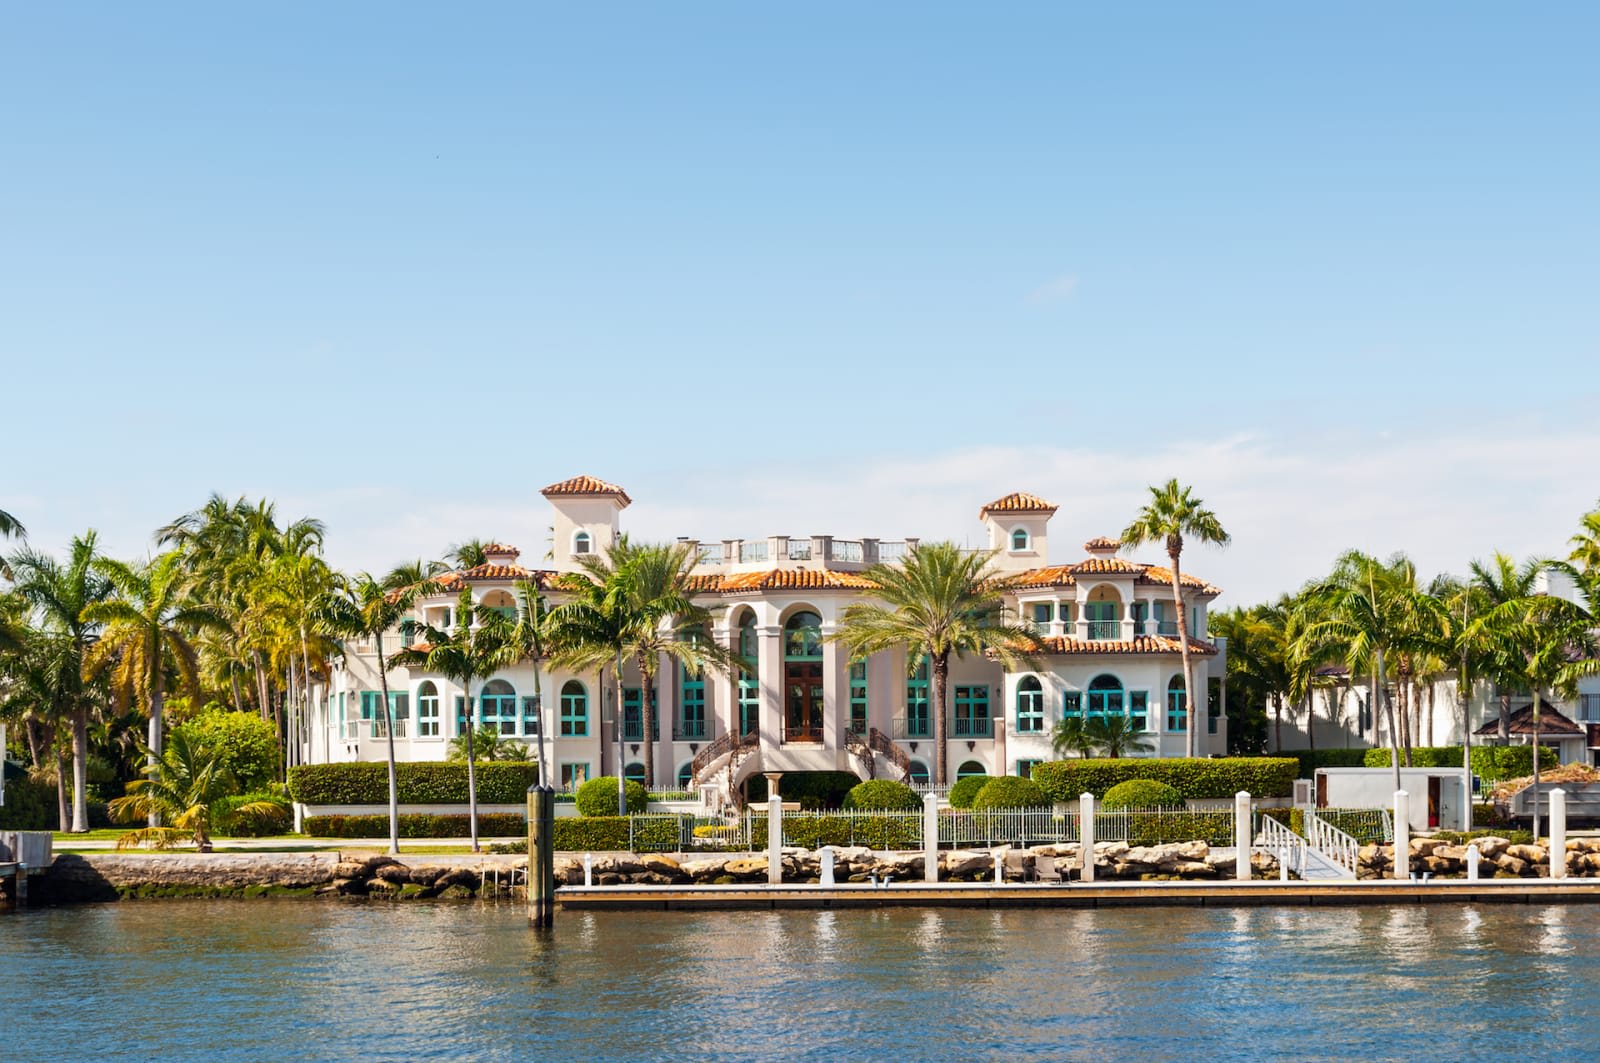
[624,762,645,787]
[1016,676,1044,733]
[677,763,693,789]
[1087,674,1123,719]
[560,680,588,737]
[908,760,931,785]
[737,613,760,736]
[904,660,930,738]
[956,760,986,779]
[1167,674,1187,732]
[1010,528,1029,551]
[480,679,517,736]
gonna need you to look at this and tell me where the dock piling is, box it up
[1234,791,1251,882]
[1080,793,1095,884]
[528,784,555,928]
[1393,791,1410,882]
[1551,788,1568,880]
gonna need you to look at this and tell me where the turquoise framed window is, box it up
[480,679,518,736]
[623,688,659,741]
[1029,602,1053,627]
[1085,601,1120,641]
[678,763,693,788]
[1063,690,1082,720]
[1010,528,1029,551]
[908,760,931,785]
[1154,601,1177,636]
[559,763,589,790]
[737,674,759,736]
[956,759,986,779]
[361,691,381,737]
[1130,602,1148,635]
[1016,759,1043,779]
[559,680,588,737]
[521,695,540,737]
[849,661,868,733]
[954,685,990,738]
[388,692,409,738]
[417,682,440,737]
[1086,674,1123,719]
[678,665,706,740]
[1129,690,1149,732]
[624,762,646,787]
[454,696,476,735]
[573,530,592,555]
[905,661,930,738]
[1167,675,1187,732]
[399,619,416,647]
[1016,676,1044,733]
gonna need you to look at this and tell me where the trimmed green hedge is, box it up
[305,813,527,838]
[575,776,647,816]
[1361,745,1556,781]
[972,776,1049,810]
[1126,811,1237,847]
[751,814,923,850]
[554,815,681,852]
[1102,779,1185,809]
[947,774,990,809]
[289,762,542,804]
[843,780,921,811]
[1286,749,1368,778]
[1260,806,1305,836]
[1032,757,1298,801]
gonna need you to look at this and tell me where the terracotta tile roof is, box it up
[714,569,880,594]
[1083,536,1121,551]
[399,642,434,655]
[1139,565,1222,595]
[482,543,520,558]
[540,475,632,505]
[1473,701,1586,737]
[979,492,1058,520]
[1008,560,1220,596]
[1041,635,1219,657]
[1073,556,1146,575]
[1011,565,1078,588]
[408,566,559,596]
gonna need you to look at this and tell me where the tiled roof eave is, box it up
[1040,635,1219,657]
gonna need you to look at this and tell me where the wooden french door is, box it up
[785,662,824,742]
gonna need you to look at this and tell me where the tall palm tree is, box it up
[1120,479,1231,758]
[446,539,493,570]
[8,533,112,831]
[548,539,729,789]
[510,578,552,785]
[831,542,1040,785]
[320,565,437,854]
[82,552,228,826]
[1569,501,1600,580]
[1468,554,1544,743]
[107,729,283,850]
[1504,592,1598,839]
[1051,713,1154,759]
[389,591,513,852]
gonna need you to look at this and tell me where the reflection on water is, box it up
[3,900,1597,1061]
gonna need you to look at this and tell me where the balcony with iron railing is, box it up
[892,716,934,740]
[952,716,993,739]
[688,535,920,569]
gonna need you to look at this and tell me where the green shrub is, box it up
[553,815,682,852]
[0,769,54,830]
[747,771,859,809]
[1031,757,1298,801]
[750,814,922,850]
[1102,779,1185,809]
[947,774,991,809]
[843,779,921,811]
[216,788,292,837]
[1286,749,1368,778]
[972,775,1049,810]
[1260,806,1305,836]
[173,708,281,790]
[288,762,541,804]
[1434,828,1534,847]
[1126,810,1237,846]
[1361,745,1556,781]
[575,776,647,816]
[303,812,528,838]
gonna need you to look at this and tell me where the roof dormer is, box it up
[542,475,630,571]
[978,491,1057,573]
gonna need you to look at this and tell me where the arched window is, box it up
[908,760,931,785]
[480,679,517,735]
[417,680,440,738]
[1085,587,1123,641]
[784,611,822,659]
[624,762,646,787]
[560,680,588,737]
[1167,674,1188,732]
[956,760,986,779]
[1087,674,1124,719]
[1011,528,1030,551]
[677,763,693,789]
[573,530,592,555]
[737,612,760,736]
[1016,676,1044,734]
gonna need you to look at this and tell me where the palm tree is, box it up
[388,591,513,852]
[319,566,437,854]
[446,539,493,570]
[1469,554,1544,743]
[548,538,730,789]
[1052,714,1154,758]
[82,552,228,826]
[1570,501,1600,579]
[1120,479,1231,758]
[0,507,23,540]
[1506,592,1598,839]
[509,578,552,785]
[7,533,112,831]
[107,729,283,850]
[831,542,1040,785]
[448,726,532,762]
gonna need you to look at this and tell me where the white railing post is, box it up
[923,793,939,883]
[1466,843,1481,881]
[1080,793,1096,884]
[820,847,836,888]
[767,794,783,885]
[583,852,593,887]
[1234,791,1251,882]
[1550,788,1567,880]
[1393,790,1410,881]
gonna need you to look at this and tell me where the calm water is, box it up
[2,899,1597,1061]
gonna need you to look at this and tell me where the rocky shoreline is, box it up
[1357,836,1600,879]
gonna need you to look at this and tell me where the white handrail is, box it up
[1255,813,1304,877]
[1303,809,1360,874]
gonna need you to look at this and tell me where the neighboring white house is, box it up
[307,477,1229,801]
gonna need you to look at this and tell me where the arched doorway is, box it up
[956,760,986,779]
[784,611,823,743]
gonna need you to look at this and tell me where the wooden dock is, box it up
[0,831,54,909]
[556,878,1600,912]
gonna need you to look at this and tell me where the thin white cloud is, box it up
[1027,274,1079,304]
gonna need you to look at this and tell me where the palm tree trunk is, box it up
[253,651,271,723]
[532,658,547,789]
[1167,559,1197,758]
[298,623,316,772]
[230,672,244,715]
[1307,692,1318,754]
[1272,694,1283,752]
[375,633,400,856]
[70,707,89,833]
[1376,648,1401,796]
[639,653,656,790]
[464,677,480,853]
[933,652,950,785]
[1531,687,1543,842]
[1498,691,1511,745]
[54,747,70,833]
[1424,685,1435,749]
[148,670,166,829]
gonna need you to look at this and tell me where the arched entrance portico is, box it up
[783,611,823,743]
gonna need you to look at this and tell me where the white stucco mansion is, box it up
[306,476,1228,799]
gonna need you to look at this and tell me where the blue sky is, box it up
[4,4,1597,602]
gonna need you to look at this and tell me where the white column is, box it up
[1234,791,1252,881]
[1393,790,1410,881]
[1466,844,1481,881]
[767,794,783,885]
[1080,792,1096,883]
[1550,788,1568,880]
[820,847,835,888]
[923,793,940,882]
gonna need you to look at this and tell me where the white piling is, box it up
[820,847,836,888]
[994,850,1004,885]
[1466,844,1480,881]
[1393,790,1410,881]
[1079,793,1096,884]
[767,794,783,885]
[583,852,593,887]
[923,793,940,883]
[1234,791,1252,882]
[1550,788,1567,880]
